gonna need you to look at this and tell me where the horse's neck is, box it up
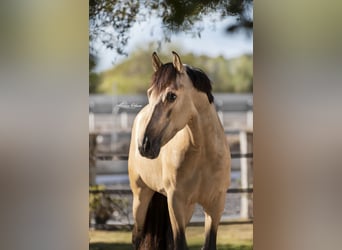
[187,103,223,150]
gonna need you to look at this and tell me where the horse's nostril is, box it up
[142,135,151,152]
[139,134,160,159]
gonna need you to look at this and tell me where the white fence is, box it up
[89,94,253,227]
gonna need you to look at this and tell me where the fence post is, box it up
[89,133,97,186]
[239,130,248,218]
[247,110,253,129]
[89,112,95,132]
[120,111,128,130]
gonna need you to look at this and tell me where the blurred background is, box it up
[89,1,253,249]
[2,1,341,250]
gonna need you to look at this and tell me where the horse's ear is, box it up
[172,51,184,73]
[152,52,163,72]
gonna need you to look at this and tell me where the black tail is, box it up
[138,192,173,250]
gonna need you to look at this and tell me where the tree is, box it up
[89,53,102,93]
[89,0,253,55]
[99,48,253,94]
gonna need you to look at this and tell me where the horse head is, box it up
[138,51,213,159]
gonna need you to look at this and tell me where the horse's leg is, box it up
[132,187,154,250]
[167,191,190,250]
[202,192,226,250]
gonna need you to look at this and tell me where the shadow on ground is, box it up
[90,243,252,250]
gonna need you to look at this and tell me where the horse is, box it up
[128,51,231,250]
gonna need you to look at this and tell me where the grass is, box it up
[89,224,252,250]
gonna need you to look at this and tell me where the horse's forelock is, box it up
[151,63,178,93]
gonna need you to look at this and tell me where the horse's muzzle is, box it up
[138,135,160,159]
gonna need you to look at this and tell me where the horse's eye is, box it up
[166,92,177,103]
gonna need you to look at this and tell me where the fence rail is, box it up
[89,128,253,228]
[231,153,253,158]
[95,152,253,161]
[89,187,253,195]
[89,187,253,228]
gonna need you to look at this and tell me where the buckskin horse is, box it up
[128,51,231,250]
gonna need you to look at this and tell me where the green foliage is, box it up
[89,0,253,55]
[89,185,112,225]
[89,186,132,227]
[89,54,103,94]
[97,48,253,94]
[228,54,253,92]
[89,72,102,94]
[89,0,253,92]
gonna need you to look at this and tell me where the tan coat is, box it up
[128,52,231,250]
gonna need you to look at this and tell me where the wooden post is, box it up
[247,130,253,218]
[247,110,253,129]
[89,112,95,132]
[120,112,128,130]
[239,130,248,218]
[89,133,97,186]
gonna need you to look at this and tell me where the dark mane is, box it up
[151,63,214,103]
[185,66,214,103]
